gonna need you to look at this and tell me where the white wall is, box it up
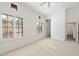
[0,2,47,55]
[51,9,65,41]
[67,6,79,22]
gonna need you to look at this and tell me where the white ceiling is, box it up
[24,2,79,17]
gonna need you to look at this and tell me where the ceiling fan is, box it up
[40,2,52,8]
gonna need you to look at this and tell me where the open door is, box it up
[46,19,51,37]
[78,23,79,43]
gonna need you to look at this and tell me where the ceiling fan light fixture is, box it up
[40,2,52,8]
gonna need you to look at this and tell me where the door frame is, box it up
[65,22,76,41]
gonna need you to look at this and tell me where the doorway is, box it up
[66,23,76,41]
[46,19,51,37]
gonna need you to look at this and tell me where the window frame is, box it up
[1,13,23,40]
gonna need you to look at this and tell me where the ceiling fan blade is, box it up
[48,2,50,8]
[40,2,47,6]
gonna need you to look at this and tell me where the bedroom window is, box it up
[2,14,14,39]
[15,17,23,38]
[1,13,23,40]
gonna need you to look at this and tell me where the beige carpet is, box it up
[3,38,79,56]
